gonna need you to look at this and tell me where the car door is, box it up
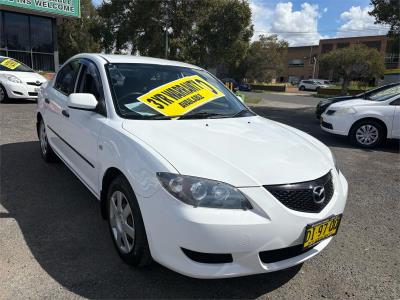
[390,97,400,138]
[304,80,313,90]
[60,59,107,194]
[44,60,80,160]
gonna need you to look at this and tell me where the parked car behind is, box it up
[37,53,347,279]
[315,82,400,119]
[221,78,238,90]
[0,56,47,103]
[299,79,330,92]
[238,82,251,91]
[321,84,400,148]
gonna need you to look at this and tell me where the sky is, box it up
[250,0,389,45]
[92,0,390,46]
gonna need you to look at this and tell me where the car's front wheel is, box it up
[107,175,152,267]
[0,84,8,103]
[350,120,384,148]
[38,119,57,162]
[299,85,305,91]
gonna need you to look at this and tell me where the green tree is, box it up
[96,0,253,73]
[244,35,288,83]
[57,0,101,63]
[369,0,400,36]
[319,44,385,95]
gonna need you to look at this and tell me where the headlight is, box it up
[334,107,356,115]
[6,75,22,84]
[332,152,340,173]
[157,172,252,210]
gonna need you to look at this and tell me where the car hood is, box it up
[0,71,47,83]
[122,116,333,187]
[331,95,357,101]
[329,99,375,109]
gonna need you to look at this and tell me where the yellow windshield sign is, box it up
[137,75,225,116]
[0,58,21,70]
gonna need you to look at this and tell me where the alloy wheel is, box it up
[355,125,379,146]
[39,122,48,156]
[109,190,135,254]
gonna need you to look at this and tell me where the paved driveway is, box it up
[0,98,399,299]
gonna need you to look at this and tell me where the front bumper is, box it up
[138,171,348,278]
[3,81,41,99]
[320,113,354,136]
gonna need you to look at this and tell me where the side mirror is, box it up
[67,93,98,111]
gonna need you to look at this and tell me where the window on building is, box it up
[321,43,333,54]
[0,13,4,49]
[30,16,53,53]
[288,59,304,66]
[363,41,381,51]
[337,43,349,49]
[4,12,30,51]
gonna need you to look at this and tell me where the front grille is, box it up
[259,244,315,264]
[321,121,333,129]
[264,172,334,213]
[27,82,42,86]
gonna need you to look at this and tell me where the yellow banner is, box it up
[0,58,21,70]
[137,75,225,116]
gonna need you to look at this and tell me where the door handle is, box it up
[62,110,70,118]
[44,98,50,104]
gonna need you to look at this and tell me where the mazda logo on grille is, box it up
[312,186,325,204]
[35,80,41,85]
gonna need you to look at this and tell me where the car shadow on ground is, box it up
[252,106,400,154]
[2,99,36,104]
[0,141,301,299]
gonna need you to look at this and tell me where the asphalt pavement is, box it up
[0,95,399,299]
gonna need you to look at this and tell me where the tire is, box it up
[0,84,8,103]
[107,175,152,267]
[316,87,320,93]
[349,120,384,148]
[38,119,58,162]
[299,85,305,91]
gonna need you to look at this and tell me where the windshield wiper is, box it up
[125,110,251,120]
[178,112,227,119]
[229,109,253,118]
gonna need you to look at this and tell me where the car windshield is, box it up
[106,63,252,120]
[0,57,34,72]
[367,85,400,102]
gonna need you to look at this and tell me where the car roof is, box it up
[74,53,202,70]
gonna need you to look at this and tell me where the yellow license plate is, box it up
[303,214,342,249]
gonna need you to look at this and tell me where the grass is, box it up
[238,93,262,104]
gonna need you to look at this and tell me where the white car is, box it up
[321,85,400,148]
[299,79,330,91]
[0,56,47,103]
[37,54,348,279]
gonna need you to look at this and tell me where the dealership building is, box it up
[0,0,80,72]
[277,35,400,85]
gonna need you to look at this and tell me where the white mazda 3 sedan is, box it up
[37,54,348,279]
[0,56,47,103]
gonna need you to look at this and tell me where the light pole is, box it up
[312,56,317,79]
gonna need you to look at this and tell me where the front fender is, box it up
[98,120,177,198]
